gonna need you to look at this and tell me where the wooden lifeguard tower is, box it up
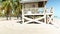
[20,0,54,24]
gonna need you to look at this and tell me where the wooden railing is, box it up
[21,7,54,24]
[22,7,54,14]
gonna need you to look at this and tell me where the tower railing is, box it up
[21,7,54,24]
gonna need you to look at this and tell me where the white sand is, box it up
[0,18,60,34]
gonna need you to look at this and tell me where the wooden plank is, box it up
[24,14,44,15]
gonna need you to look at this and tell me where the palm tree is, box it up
[1,0,22,20]
[2,0,13,20]
[13,0,22,19]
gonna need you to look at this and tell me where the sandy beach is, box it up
[0,17,60,34]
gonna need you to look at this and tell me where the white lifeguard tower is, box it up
[20,0,54,24]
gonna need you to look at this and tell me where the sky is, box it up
[46,0,60,17]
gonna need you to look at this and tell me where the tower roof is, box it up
[20,0,47,3]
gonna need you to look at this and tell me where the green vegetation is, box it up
[0,0,22,20]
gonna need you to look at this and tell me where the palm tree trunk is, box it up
[17,15,19,19]
[6,14,9,20]
[9,15,11,20]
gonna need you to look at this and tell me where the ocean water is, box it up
[54,16,60,19]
